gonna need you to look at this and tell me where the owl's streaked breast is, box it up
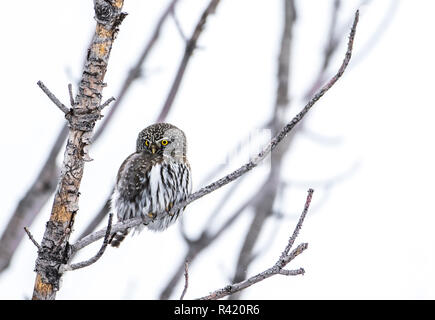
[111,152,192,232]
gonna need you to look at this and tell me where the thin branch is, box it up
[351,0,399,67]
[277,189,313,266]
[180,173,246,243]
[171,6,188,42]
[180,260,189,300]
[37,81,70,114]
[24,227,41,250]
[71,217,143,253]
[99,97,116,110]
[197,129,264,187]
[198,189,314,300]
[71,9,359,255]
[63,214,113,272]
[68,83,75,106]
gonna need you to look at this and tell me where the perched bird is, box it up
[110,123,192,247]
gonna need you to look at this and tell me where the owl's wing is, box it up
[116,152,157,201]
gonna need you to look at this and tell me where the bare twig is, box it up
[99,97,116,110]
[71,217,143,252]
[68,83,76,106]
[37,81,70,114]
[156,0,221,122]
[171,6,188,42]
[198,189,314,300]
[159,186,259,299]
[64,214,113,272]
[303,0,346,100]
[70,9,359,255]
[180,260,189,300]
[277,189,313,266]
[24,227,41,250]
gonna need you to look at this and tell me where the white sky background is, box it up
[0,0,434,300]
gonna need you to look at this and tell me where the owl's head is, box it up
[136,123,187,158]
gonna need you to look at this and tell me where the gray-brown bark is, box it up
[199,189,314,300]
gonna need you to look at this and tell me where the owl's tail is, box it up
[110,228,130,248]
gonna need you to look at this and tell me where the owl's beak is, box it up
[151,144,157,154]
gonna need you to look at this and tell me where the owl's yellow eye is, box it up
[161,139,168,146]
[145,140,149,147]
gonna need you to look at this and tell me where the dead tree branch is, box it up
[198,189,313,300]
[31,0,126,300]
[68,83,76,106]
[37,81,71,114]
[180,260,189,300]
[171,6,188,43]
[98,97,116,111]
[24,227,41,250]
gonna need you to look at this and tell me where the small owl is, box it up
[110,123,192,247]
